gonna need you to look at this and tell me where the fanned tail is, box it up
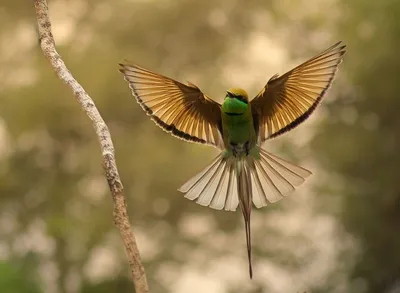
[178,147,312,278]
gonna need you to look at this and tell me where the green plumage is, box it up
[221,97,257,155]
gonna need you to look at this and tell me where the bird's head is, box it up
[222,88,249,114]
[226,88,249,103]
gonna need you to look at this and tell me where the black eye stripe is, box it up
[227,92,248,104]
[234,95,248,104]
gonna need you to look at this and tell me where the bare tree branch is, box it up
[33,1,149,292]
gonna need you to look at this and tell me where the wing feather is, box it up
[119,63,224,148]
[251,41,346,141]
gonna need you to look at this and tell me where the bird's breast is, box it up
[222,112,256,150]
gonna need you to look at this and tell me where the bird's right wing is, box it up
[119,63,224,148]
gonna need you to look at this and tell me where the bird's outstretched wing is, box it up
[119,63,223,148]
[251,41,346,142]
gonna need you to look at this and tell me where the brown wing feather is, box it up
[251,41,346,141]
[119,63,223,148]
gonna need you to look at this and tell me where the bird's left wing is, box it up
[251,41,346,142]
[119,63,223,148]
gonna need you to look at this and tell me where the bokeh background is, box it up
[1,0,399,292]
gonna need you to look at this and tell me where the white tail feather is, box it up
[178,148,311,210]
[178,155,239,211]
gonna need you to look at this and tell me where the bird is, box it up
[119,41,346,279]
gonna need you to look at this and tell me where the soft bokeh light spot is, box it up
[84,246,120,282]
[78,175,108,202]
[172,268,225,293]
[208,8,227,29]
[152,197,170,216]
[179,214,216,238]
[340,106,359,125]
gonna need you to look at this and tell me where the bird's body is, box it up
[119,41,346,279]
[220,90,259,277]
[221,90,256,156]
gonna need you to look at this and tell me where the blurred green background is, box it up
[0,0,399,292]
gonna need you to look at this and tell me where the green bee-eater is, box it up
[119,41,346,278]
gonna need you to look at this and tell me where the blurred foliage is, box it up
[310,0,400,292]
[0,254,41,293]
[0,0,399,293]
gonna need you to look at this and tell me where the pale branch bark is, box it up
[33,1,149,292]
